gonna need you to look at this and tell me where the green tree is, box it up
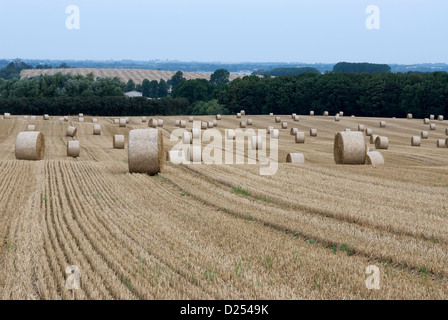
[125,79,136,92]
[142,79,150,97]
[168,71,186,90]
[210,69,230,87]
[158,79,168,98]
[149,80,159,98]
[172,79,215,104]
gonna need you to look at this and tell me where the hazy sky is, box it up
[0,0,447,64]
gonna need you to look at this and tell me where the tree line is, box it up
[1,68,447,118]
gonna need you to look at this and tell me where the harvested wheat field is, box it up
[0,114,447,300]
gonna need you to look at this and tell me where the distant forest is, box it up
[1,58,448,75]
[1,65,447,118]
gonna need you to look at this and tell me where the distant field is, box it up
[20,68,246,83]
[0,114,447,299]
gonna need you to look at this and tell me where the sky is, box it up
[0,0,447,64]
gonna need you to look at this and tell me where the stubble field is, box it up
[0,114,447,299]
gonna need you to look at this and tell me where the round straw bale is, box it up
[27,125,36,131]
[334,131,366,164]
[407,113,413,119]
[379,121,386,127]
[148,118,157,128]
[119,118,126,127]
[236,113,242,118]
[310,111,314,116]
[128,129,164,175]
[423,118,430,124]
[370,134,378,144]
[113,134,125,149]
[93,124,101,135]
[66,126,77,137]
[240,121,247,128]
[15,131,45,160]
[339,111,344,116]
[142,116,147,122]
[286,153,305,163]
[191,128,201,140]
[182,131,192,144]
[240,110,246,116]
[294,115,299,122]
[189,116,194,122]
[212,119,217,127]
[201,121,208,130]
[247,119,252,125]
[251,136,262,150]
[438,115,444,121]
[44,114,50,120]
[67,140,80,158]
[430,123,436,130]
[281,122,288,129]
[375,136,389,149]
[63,116,68,122]
[216,114,221,120]
[267,126,274,134]
[92,118,98,123]
[208,121,214,128]
[358,124,364,131]
[269,113,274,116]
[271,129,279,139]
[125,117,130,124]
[226,129,235,140]
[295,132,305,143]
[78,117,84,122]
[437,139,446,148]
[334,114,340,121]
[113,119,119,124]
[175,120,180,127]
[290,128,298,135]
[365,151,384,167]
[365,128,372,136]
[411,136,421,146]
[421,131,429,139]
[430,114,435,120]
[291,113,296,119]
[275,116,281,123]
[310,128,317,137]
[323,111,329,116]
[4,113,11,119]
[79,113,84,117]
[187,145,202,164]
[157,119,164,127]
[30,116,37,121]
[179,120,186,128]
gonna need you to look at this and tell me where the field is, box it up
[0,114,448,300]
[20,68,246,84]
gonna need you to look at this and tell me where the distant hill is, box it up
[20,68,246,83]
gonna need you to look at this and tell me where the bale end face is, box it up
[365,151,384,167]
[375,136,389,150]
[67,140,80,158]
[15,131,45,160]
[113,135,125,149]
[128,129,164,175]
[334,131,366,165]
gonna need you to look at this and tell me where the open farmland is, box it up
[20,68,246,83]
[0,114,448,300]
